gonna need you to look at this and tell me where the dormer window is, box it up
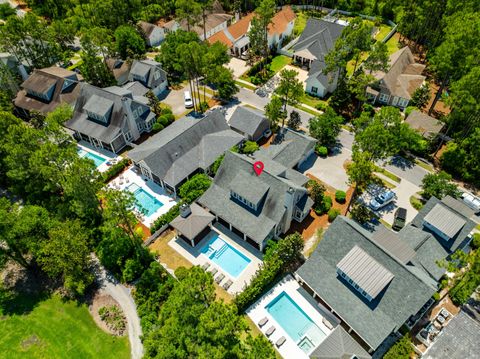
[26,83,56,102]
[61,78,76,92]
[336,245,394,302]
[228,171,269,212]
[84,95,114,125]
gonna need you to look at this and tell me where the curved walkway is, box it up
[92,256,143,359]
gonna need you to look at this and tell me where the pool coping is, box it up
[246,275,334,359]
[77,141,118,173]
[168,225,263,295]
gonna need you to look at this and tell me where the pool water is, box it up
[77,148,106,167]
[201,232,251,278]
[127,183,163,217]
[266,291,326,353]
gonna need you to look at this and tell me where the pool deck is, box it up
[108,167,178,227]
[77,141,119,173]
[246,275,334,359]
[168,223,263,295]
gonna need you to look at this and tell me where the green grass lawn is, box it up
[293,11,308,36]
[270,55,292,73]
[299,92,328,109]
[385,33,401,55]
[0,293,130,359]
[375,24,393,41]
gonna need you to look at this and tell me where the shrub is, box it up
[472,233,480,249]
[199,101,209,113]
[432,292,440,301]
[335,190,346,203]
[321,196,332,213]
[157,114,174,126]
[328,208,340,222]
[152,122,164,133]
[151,202,182,232]
[241,141,259,155]
[178,174,212,203]
[315,102,328,111]
[102,158,130,183]
[383,335,413,359]
[161,107,172,115]
[405,106,418,116]
[316,145,328,157]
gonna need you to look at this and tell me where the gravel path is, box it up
[92,256,143,359]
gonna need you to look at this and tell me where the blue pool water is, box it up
[127,184,163,217]
[201,233,251,278]
[266,291,326,353]
[77,148,106,167]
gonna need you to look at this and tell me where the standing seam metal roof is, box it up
[423,203,466,239]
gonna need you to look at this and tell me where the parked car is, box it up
[184,91,193,109]
[369,190,396,211]
[392,207,407,231]
[461,192,480,213]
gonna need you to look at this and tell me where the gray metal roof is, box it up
[296,216,435,350]
[337,245,395,299]
[258,128,316,168]
[229,171,269,207]
[128,109,243,187]
[311,326,371,359]
[411,196,477,252]
[228,106,270,139]
[198,151,309,245]
[170,203,214,241]
[423,310,480,359]
[371,227,416,264]
[424,203,466,239]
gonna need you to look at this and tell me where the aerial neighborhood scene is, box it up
[1,0,480,358]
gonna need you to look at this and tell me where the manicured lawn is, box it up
[385,33,401,55]
[293,11,308,36]
[0,293,130,359]
[375,24,393,41]
[374,165,401,183]
[235,80,257,91]
[269,55,292,73]
[299,92,328,110]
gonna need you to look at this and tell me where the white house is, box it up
[138,21,165,47]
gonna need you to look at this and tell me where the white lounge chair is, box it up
[258,317,268,328]
[275,336,286,348]
[265,326,276,337]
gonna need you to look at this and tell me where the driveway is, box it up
[284,65,308,86]
[158,87,189,117]
[226,58,250,79]
[92,256,143,359]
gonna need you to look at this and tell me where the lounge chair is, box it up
[265,326,276,337]
[223,280,233,291]
[215,273,225,284]
[258,317,268,328]
[209,268,218,276]
[275,336,286,348]
[201,262,210,271]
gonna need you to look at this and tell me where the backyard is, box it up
[0,293,130,359]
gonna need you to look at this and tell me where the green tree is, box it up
[347,149,375,192]
[242,141,259,155]
[363,41,389,74]
[421,171,460,200]
[287,110,301,130]
[114,25,146,59]
[309,107,343,148]
[350,203,375,224]
[208,65,238,101]
[36,220,94,296]
[247,0,275,66]
[175,0,202,32]
[264,96,285,132]
[178,173,212,203]
[410,84,431,110]
[309,180,326,208]
[383,334,413,359]
[0,3,15,19]
[275,69,304,127]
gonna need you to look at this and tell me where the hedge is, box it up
[150,202,182,232]
[102,158,131,183]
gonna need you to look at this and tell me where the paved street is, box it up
[380,155,430,187]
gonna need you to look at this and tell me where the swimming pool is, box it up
[266,291,326,353]
[77,148,106,168]
[201,232,251,278]
[127,183,163,217]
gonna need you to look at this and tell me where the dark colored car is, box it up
[392,207,407,231]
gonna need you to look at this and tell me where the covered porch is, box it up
[293,49,316,69]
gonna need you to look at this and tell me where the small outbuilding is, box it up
[229,106,270,142]
[405,110,445,138]
[170,203,215,246]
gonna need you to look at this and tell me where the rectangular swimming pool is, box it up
[266,291,326,353]
[201,232,251,278]
[127,183,163,217]
[77,148,106,168]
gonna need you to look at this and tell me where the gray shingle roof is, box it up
[311,326,371,359]
[170,203,214,241]
[337,245,395,299]
[228,106,270,140]
[128,59,167,89]
[83,94,113,118]
[423,311,480,359]
[411,196,476,252]
[229,171,269,206]
[258,129,316,168]
[405,110,444,137]
[424,203,466,239]
[65,83,151,143]
[296,216,435,350]
[128,109,243,187]
[198,151,309,245]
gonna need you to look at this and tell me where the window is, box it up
[133,74,147,83]
[154,71,161,80]
[398,98,409,107]
[341,272,346,278]
[86,110,107,124]
[354,284,359,290]
[124,131,133,141]
[379,93,390,103]
[311,86,318,94]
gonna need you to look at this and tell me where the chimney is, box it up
[180,203,192,218]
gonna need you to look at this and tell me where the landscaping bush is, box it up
[152,122,164,133]
[102,158,130,183]
[158,113,174,126]
[405,106,419,116]
[335,190,346,203]
[383,335,413,359]
[178,173,212,203]
[161,107,172,115]
[321,196,332,213]
[328,208,340,222]
[432,292,441,301]
[315,144,328,157]
[98,305,126,334]
[150,202,182,232]
[315,102,328,111]
[472,233,480,249]
[241,141,259,155]
[199,101,209,113]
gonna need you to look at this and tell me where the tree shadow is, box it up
[388,155,414,170]
[0,288,49,316]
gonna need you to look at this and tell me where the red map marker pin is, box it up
[253,161,264,176]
